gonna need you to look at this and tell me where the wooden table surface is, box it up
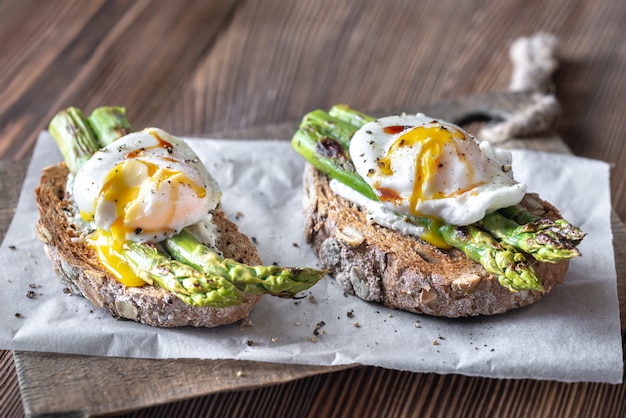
[1,0,625,416]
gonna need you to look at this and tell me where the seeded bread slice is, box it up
[302,163,569,317]
[35,163,262,328]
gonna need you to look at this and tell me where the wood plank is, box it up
[305,366,626,417]
[13,353,350,417]
[0,0,105,116]
[0,351,21,418]
[0,0,240,161]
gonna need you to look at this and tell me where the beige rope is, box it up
[509,32,559,92]
[479,32,561,143]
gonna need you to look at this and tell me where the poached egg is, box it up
[349,113,526,227]
[72,128,221,285]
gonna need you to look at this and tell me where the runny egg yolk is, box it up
[375,124,475,214]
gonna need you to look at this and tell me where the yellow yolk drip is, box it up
[103,162,145,241]
[420,218,451,250]
[88,230,146,286]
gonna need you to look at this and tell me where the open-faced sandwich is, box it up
[36,106,324,327]
[291,105,585,317]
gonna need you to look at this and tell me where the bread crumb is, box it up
[236,370,244,377]
[353,322,360,328]
[311,336,317,343]
[239,318,254,329]
[432,340,439,346]
[313,321,326,336]
[271,337,278,343]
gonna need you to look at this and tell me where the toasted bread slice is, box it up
[35,163,262,327]
[302,163,570,317]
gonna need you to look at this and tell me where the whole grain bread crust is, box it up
[35,163,262,328]
[303,163,569,317]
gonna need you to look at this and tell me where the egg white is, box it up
[73,128,221,243]
[349,113,526,226]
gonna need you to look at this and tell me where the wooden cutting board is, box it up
[2,91,624,417]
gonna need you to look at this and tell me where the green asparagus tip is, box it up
[49,107,101,174]
[481,212,582,263]
[164,229,326,299]
[124,241,245,308]
[88,106,132,146]
[257,267,327,298]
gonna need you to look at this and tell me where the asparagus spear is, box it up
[88,106,132,146]
[301,109,363,149]
[328,104,375,127]
[439,224,543,292]
[49,106,325,306]
[481,212,580,263]
[498,204,586,244]
[48,107,100,174]
[292,120,378,201]
[164,229,325,297]
[48,106,132,173]
[122,242,245,307]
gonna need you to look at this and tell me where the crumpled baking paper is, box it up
[0,132,621,383]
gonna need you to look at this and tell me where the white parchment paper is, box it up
[0,132,621,383]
